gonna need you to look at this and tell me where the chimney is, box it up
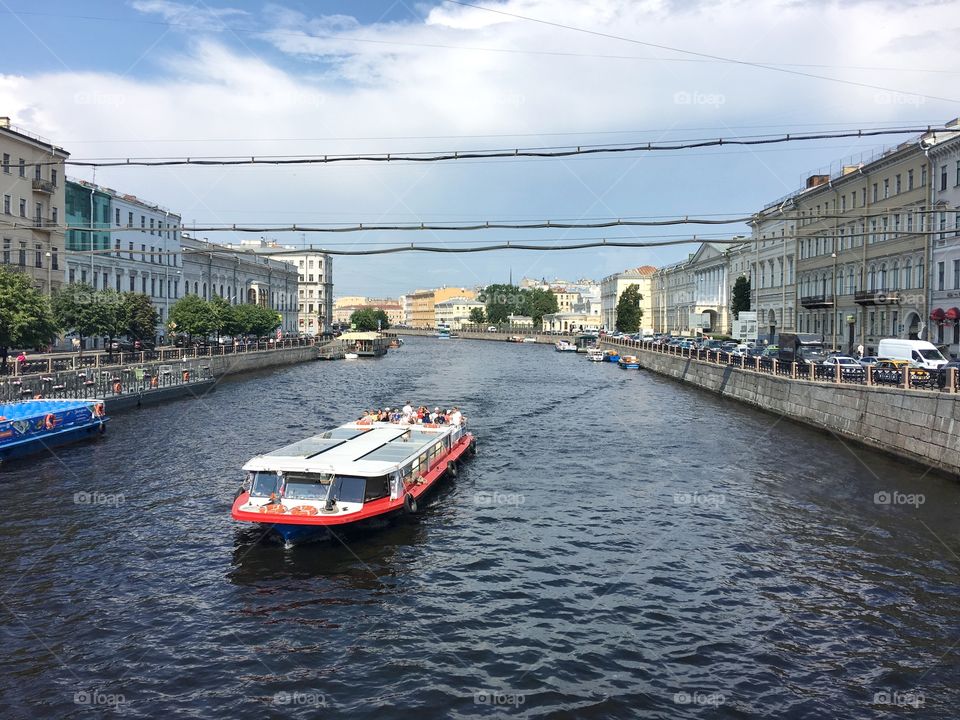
[805,174,830,189]
[841,165,862,176]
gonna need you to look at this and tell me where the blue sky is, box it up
[2,0,957,296]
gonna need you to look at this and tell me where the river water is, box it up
[1,337,958,719]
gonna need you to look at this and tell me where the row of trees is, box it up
[167,295,281,340]
[477,284,560,326]
[348,308,391,332]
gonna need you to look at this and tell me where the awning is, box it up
[930,307,946,321]
[946,307,960,321]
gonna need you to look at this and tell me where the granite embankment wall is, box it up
[606,343,960,478]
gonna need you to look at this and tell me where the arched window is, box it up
[194,281,199,295]
[892,261,900,288]
[219,284,224,297]
[917,259,924,288]
[879,263,887,290]
[202,282,207,299]
[835,271,842,296]
[868,265,876,291]
[904,260,912,290]
[847,267,855,294]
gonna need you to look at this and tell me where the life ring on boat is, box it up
[113,382,122,394]
[290,505,319,516]
[92,403,105,417]
[259,503,287,514]
[182,371,190,382]
[34,394,43,400]
[44,414,57,430]
[446,460,458,478]
[150,376,159,388]
[357,417,372,426]
[403,493,418,514]
[422,423,438,428]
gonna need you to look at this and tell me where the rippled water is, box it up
[1,337,958,718]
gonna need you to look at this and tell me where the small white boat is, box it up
[344,353,359,360]
[586,347,604,362]
[555,340,577,352]
[522,337,537,343]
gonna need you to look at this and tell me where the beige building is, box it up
[600,265,655,331]
[435,297,485,330]
[333,298,403,327]
[0,118,69,295]
[408,286,476,328]
[794,123,960,354]
[542,311,601,333]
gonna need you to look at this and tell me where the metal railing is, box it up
[605,337,959,393]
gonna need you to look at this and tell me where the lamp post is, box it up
[44,251,52,296]
[831,251,838,351]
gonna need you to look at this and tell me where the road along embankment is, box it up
[603,340,960,478]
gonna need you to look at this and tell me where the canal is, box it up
[1,337,958,718]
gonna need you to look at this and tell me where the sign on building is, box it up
[732,311,758,340]
[688,312,711,330]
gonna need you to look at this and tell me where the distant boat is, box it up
[344,353,359,360]
[618,355,640,369]
[586,347,604,362]
[0,399,109,464]
[522,337,537,343]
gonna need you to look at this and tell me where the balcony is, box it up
[800,294,834,309]
[32,216,57,233]
[854,289,901,306]
[31,178,55,194]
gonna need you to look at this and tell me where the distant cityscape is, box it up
[5,117,960,358]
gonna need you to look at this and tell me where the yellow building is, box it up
[407,287,476,328]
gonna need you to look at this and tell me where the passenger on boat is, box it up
[402,401,413,419]
[449,407,463,426]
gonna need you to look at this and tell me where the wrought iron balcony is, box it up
[800,294,834,309]
[31,178,55,194]
[854,289,900,306]
[31,216,57,233]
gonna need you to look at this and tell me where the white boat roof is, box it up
[242,422,456,476]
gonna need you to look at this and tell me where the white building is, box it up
[181,235,299,333]
[230,240,334,335]
[0,118,68,295]
[928,132,960,356]
[435,297,485,330]
[64,179,183,345]
[600,266,655,331]
[747,203,797,343]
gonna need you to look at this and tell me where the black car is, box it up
[107,339,134,352]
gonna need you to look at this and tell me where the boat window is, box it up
[332,476,367,504]
[250,471,281,497]
[364,475,390,501]
[283,472,334,500]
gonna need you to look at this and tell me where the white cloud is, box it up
[3,0,958,293]
[130,0,249,30]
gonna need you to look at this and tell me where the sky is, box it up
[2,0,958,297]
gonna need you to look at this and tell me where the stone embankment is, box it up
[603,339,960,478]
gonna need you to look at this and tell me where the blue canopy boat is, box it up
[0,399,109,464]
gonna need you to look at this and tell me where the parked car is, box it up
[858,356,881,367]
[872,359,930,385]
[107,339,134,352]
[133,339,155,351]
[876,338,948,370]
[487,326,498,332]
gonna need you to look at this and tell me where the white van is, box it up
[876,339,947,370]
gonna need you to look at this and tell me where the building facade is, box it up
[747,201,797,341]
[408,287,476,328]
[231,240,333,335]
[64,179,183,345]
[181,236,299,333]
[434,297,484,330]
[793,125,960,355]
[0,118,69,295]
[600,265,655,331]
[928,132,960,356]
[333,297,403,327]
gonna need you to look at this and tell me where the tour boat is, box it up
[618,355,640,369]
[522,337,537,343]
[0,399,109,464]
[603,350,620,363]
[586,347,604,362]
[231,419,476,545]
[555,340,577,352]
[344,352,359,360]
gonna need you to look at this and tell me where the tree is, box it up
[522,288,559,326]
[52,283,110,350]
[167,295,215,340]
[210,295,241,340]
[482,283,522,324]
[99,289,128,351]
[122,293,159,341]
[350,308,390,332]
[468,307,486,325]
[234,303,280,337]
[614,284,643,333]
[0,267,59,351]
[731,275,751,318]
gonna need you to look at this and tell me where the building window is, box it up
[128,211,133,227]
[52,248,58,270]
[18,158,25,177]
[51,207,58,224]
[2,195,9,214]
[841,195,846,212]
[955,259,960,290]
[908,169,914,190]
[142,277,147,293]
[883,178,889,198]
[941,164,948,192]
[116,275,121,292]
[141,215,145,230]
[956,159,960,187]
[872,183,878,202]
[892,262,899,288]
[115,208,120,225]
[895,174,901,194]
[917,260,924,288]
[938,262,945,291]
[921,165,927,186]
[19,198,26,217]
[1,153,8,173]
[130,275,135,291]
[141,244,146,261]
[904,261,912,290]
[150,218,155,234]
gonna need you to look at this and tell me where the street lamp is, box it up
[831,252,838,351]
[44,251,52,296]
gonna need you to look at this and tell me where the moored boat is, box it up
[231,418,475,545]
[618,355,640,369]
[586,347,604,362]
[555,340,577,352]
[603,350,620,363]
[0,399,109,464]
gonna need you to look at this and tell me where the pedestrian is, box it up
[856,343,864,359]
[16,351,27,374]
[72,337,80,352]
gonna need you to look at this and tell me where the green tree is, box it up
[614,284,643,333]
[731,275,751,317]
[350,308,390,332]
[99,289,129,350]
[168,295,215,340]
[482,283,522,324]
[468,307,486,325]
[52,283,110,350]
[522,288,559,326]
[234,303,281,337]
[0,267,59,351]
[210,296,241,340]
[122,293,159,341]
